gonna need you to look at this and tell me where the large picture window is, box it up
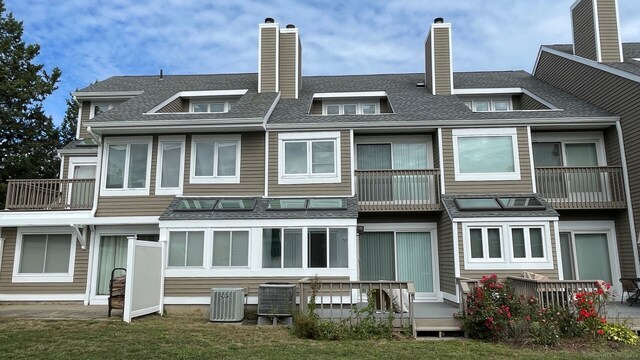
[261,227,348,268]
[262,229,303,268]
[13,230,75,283]
[212,231,249,267]
[190,135,241,184]
[101,137,152,196]
[168,231,204,267]
[278,132,341,184]
[452,128,520,181]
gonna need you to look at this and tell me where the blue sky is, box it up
[6,0,640,126]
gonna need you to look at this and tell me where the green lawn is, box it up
[0,316,637,359]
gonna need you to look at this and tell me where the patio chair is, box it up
[619,278,637,304]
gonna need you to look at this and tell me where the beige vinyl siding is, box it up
[260,27,277,93]
[535,50,640,267]
[596,0,622,62]
[572,0,598,61]
[79,101,91,140]
[279,31,297,99]
[310,100,322,114]
[432,27,452,95]
[0,227,90,295]
[379,98,392,113]
[520,93,549,110]
[268,131,352,196]
[61,156,69,179]
[604,126,621,166]
[183,133,265,196]
[442,127,533,194]
[457,222,559,279]
[424,35,433,92]
[157,97,187,113]
[96,136,173,217]
[558,210,634,278]
[165,276,349,297]
[511,95,522,110]
[438,212,455,294]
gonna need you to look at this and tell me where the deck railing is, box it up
[507,276,606,309]
[355,169,440,211]
[5,179,95,210]
[535,166,625,209]
[299,278,415,329]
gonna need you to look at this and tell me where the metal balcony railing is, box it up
[535,166,626,209]
[5,178,95,210]
[355,169,440,211]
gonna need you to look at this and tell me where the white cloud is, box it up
[4,0,639,124]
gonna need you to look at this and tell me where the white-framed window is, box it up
[212,231,249,267]
[156,136,185,195]
[463,98,512,112]
[262,228,303,268]
[452,128,520,181]
[278,132,341,184]
[12,228,76,283]
[262,227,348,269]
[190,135,241,184]
[308,228,349,268]
[463,222,553,270]
[167,231,205,267]
[322,102,379,115]
[532,132,606,167]
[90,101,123,118]
[190,100,232,113]
[100,136,152,196]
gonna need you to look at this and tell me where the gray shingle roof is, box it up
[159,197,358,221]
[442,194,559,220]
[77,70,612,128]
[546,43,640,77]
[267,71,611,125]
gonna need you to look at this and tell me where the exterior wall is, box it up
[520,93,548,110]
[79,101,91,140]
[535,50,640,270]
[0,227,89,295]
[604,126,621,166]
[259,26,278,93]
[279,31,297,99]
[559,210,634,278]
[61,153,98,179]
[425,35,432,93]
[96,132,265,216]
[310,100,322,115]
[183,132,265,196]
[157,97,187,113]
[596,0,622,62]
[437,212,456,295]
[164,276,349,297]
[572,0,598,61]
[432,27,452,95]
[267,130,352,196]
[457,221,559,279]
[441,127,534,194]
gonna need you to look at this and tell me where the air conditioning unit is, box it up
[257,283,296,316]
[210,288,245,322]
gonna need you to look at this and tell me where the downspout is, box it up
[87,126,102,218]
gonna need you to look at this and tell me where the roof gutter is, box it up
[86,126,102,144]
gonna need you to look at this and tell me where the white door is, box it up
[70,164,96,208]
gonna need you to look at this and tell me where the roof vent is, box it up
[416,82,425,87]
[434,17,444,24]
[265,17,275,23]
[286,24,296,29]
[159,69,163,80]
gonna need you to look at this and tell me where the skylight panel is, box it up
[175,199,216,211]
[214,199,256,211]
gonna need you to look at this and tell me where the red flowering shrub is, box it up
[574,282,612,337]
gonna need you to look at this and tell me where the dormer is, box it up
[454,88,558,112]
[147,90,248,114]
[309,91,393,115]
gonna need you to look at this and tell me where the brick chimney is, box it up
[424,17,453,95]
[258,18,302,99]
[571,0,623,62]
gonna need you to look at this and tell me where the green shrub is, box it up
[602,323,639,346]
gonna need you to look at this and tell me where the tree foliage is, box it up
[0,0,62,207]
[59,92,78,146]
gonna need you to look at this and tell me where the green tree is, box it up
[0,0,62,208]
[59,92,78,146]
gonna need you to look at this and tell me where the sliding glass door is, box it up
[96,236,128,295]
[559,232,612,284]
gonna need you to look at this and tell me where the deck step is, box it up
[414,317,463,338]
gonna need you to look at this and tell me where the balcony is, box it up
[5,179,95,211]
[535,167,626,209]
[355,169,440,211]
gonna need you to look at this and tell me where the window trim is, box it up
[278,132,341,184]
[509,226,547,262]
[452,128,521,181]
[190,100,231,113]
[354,135,434,169]
[100,136,153,196]
[189,135,241,184]
[467,226,504,262]
[462,222,553,270]
[463,98,512,112]
[166,230,206,269]
[89,101,119,119]
[155,135,186,195]
[531,131,607,167]
[12,228,76,283]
